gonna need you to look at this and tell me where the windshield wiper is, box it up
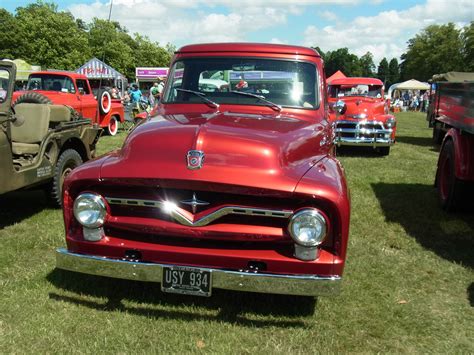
[229,91,282,112]
[175,88,219,109]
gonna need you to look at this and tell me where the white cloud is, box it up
[303,0,473,63]
[319,10,338,21]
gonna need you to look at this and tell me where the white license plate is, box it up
[161,266,212,297]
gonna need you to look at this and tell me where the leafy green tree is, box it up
[461,21,474,71]
[133,34,173,68]
[377,58,389,84]
[359,52,375,77]
[0,9,20,60]
[388,58,400,87]
[324,48,362,77]
[400,23,464,81]
[13,2,91,70]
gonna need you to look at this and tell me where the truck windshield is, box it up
[163,58,318,109]
[27,74,76,93]
[329,84,382,98]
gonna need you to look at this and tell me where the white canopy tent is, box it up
[388,79,430,98]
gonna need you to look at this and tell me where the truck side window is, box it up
[76,80,90,95]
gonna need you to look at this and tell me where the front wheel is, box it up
[49,149,83,207]
[106,116,119,136]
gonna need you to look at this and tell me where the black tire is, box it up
[436,140,464,211]
[432,122,444,145]
[49,149,83,207]
[13,92,52,106]
[98,89,112,115]
[377,147,390,156]
[106,116,119,136]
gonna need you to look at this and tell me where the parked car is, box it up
[328,77,396,155]
[12,71,124,135]
[429,72,474,211]
[56,43,351,298]
[0,61,101,206]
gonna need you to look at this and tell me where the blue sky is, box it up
[4,0,473,63]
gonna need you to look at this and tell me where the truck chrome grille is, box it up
[105,197,292,227]
[334,120,393,146]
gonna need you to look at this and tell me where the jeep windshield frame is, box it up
[162,57,319,110]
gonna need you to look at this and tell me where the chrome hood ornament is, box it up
[186,150,205,170]
[180,193,209,214]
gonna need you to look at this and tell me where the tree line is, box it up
[315,21,473,88]
[0,2,472,86]
[0,2,174,80]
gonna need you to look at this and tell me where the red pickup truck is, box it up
[13,71,124,135]
[328,77,396,155]
[55,43,351,298]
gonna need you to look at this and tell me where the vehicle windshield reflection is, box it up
[163,58,318,109]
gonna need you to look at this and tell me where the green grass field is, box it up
[0,112,472,353]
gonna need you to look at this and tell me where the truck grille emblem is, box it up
[186,150,205,170]
[180,193,210,214]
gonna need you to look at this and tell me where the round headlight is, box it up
[288,209,327,247]
[385,117,396,128]
[73,193,107,228]
[334,100,346,114]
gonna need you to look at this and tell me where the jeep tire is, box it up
[49,149,83,206]
[13,92,52,106]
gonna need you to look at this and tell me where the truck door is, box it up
[76,79,98,123]
[0,61,16,193]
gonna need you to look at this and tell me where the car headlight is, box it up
[334,100,346,114]
[288,208,327,247]
[73,193,107,228]
[385,117,396,128]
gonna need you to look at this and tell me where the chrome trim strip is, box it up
[56,248,341,296]
[105,197,293,227]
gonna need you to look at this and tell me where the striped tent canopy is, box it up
[76,58,125,80]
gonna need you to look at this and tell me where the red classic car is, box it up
[328,77,396,155]
[55,43,351,298]
[13,71,124,135]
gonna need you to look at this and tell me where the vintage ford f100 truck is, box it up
[56,43,351,297]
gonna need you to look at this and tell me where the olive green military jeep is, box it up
[0,61,101,206]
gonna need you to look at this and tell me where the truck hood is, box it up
[332,96,386,119]
[100,111,330,192]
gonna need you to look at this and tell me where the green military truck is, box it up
[0,61,101,206]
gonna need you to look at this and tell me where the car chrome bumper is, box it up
[55,248,341,296]
[334,136,393,147]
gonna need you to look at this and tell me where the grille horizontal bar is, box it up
[105,197,293,227]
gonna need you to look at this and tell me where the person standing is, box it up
[130,84,142,104]
[150,82,160,106]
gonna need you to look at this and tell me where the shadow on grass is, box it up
[47,269,316,327]
[396,135,435,148]
[468,283,474,307]
[336,146,386,158]
[372,183,474,269]
[0,190,49,229]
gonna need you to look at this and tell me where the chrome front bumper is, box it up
[55,248,341,296]
[334,120,394,147]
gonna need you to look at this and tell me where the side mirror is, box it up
[334,100,346,114]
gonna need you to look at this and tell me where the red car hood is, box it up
[100,111,330,192]
[330,96,386,119]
